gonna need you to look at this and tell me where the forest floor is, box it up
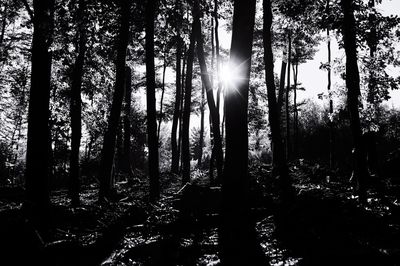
[0,161,400,265]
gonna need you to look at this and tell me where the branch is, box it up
[20,0,34,21]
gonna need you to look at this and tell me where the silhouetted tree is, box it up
[69,0,87,206]
[25,0,55,208]
[98,0,130,200]
[220,0,265,264]
[341,0,368,202]
[145,0,160,200]
[263,0,291,202]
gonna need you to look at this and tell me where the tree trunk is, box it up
[157,57,167,141]
[181,20,196,185]
[277,49,287,115]
[69,0,86,206]
[327,0,334,170]
[123,66,134,176]
[341,0,368,203]
[171,33,182,173]
[285,32,291,160]
[198,84,205,167]
[292,63,298,159]
[220,0,264,264]
[145,0,160,201]
[25,0,55,208]
[263,0,291,203]
[98,0,130,200]
[178,49,186,173]
[194,2,223,183]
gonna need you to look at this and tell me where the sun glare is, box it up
[219,62,239,90]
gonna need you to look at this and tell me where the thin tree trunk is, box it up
[194,5,223,182]
[277,50,287,114]
[157,56,167,141]
[69,0,86,206]
[292,63,298,159]
[25,0,55,208]
[327,0,334,170]
[198,84,205,167]
[98,0,130,200]
[171,31,182,173]
[145,0,160,201]
[178,49,186,173]
[123,66,134,176]
[181,20,196,184]
[263,0,291,203]
[220,0,263,264]
[341,0,368,203]
[285,32,291,160]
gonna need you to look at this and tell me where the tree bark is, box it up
[285,32,291,160]
[145,0,160,201]
[327,0,334,170]
[98,0,130,200]
[263,0,291,204]
[277,50,287,115]
[25,0,55,208]
[198,84,205,167]
[171,32,182,173]
[69,0,86,206]
[178,49,186,173]
[181,19,196,184]
[292,63,298,159]
[157,56,167,141]
[220,0,264,264]
[341,0,368,203]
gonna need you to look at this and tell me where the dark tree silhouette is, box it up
[181,17,196,184]
[285,32,292,159]
[341,0,368,202]
[145,0,160,200]
[171,36,182,174]
[69,0,87,206]
[194,1,223,183]
[220,0,265,264]
[98,0,130,200]
[263,0,291,202]
[25,0,55,208]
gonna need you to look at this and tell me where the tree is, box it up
[98,0,130,201]
[69,0,87,206]
[25,0,55,208]
[145,0,160,200]
[341,0,368,202]
[193,0,223,183]
[263,0,291,202]
[181,15,196,185]
[220,0,265,264]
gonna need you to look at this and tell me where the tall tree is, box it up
[181,18,196,184]
[326,0,334,170]
[69,0,87,206]
[98,0,130,200]
[171,0,183,174]
[194,0,223,183]
[341,0,368,202]
[25,0,55,208]
[220,0,265,264]
[263,0,291,202]
[145,0,160,200]
[198,84,205,167]
[285,32,292,159]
